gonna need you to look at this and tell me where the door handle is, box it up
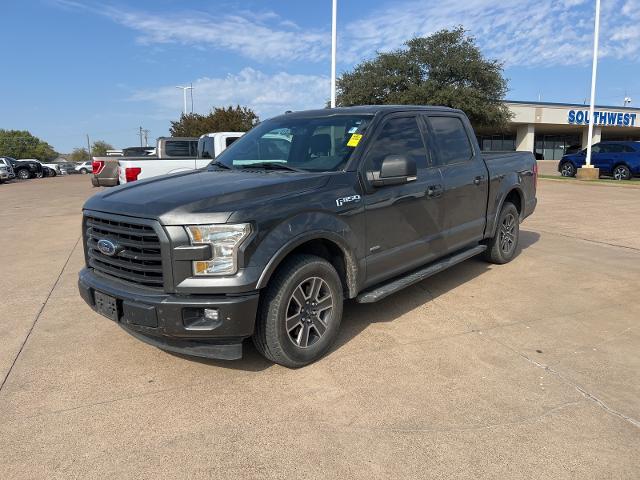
[426,184,443,198]
[473,175,484,185]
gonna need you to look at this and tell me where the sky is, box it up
[1,0,639,153]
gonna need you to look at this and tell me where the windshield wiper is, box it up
[238,162,302,172]
[209,160,232,170]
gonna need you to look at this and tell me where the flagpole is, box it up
[585,0,601,168]
[330,0,337,108]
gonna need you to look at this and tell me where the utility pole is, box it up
[190,82,194,113]
[143,129,150,147]
[176,85,193,115]
[330,0,337,108]
[86,134,92,161]
[138,126,144,147]
[584,0,601,170]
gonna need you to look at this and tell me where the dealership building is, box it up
[476,101,640,160]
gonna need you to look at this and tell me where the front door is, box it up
[362,115,446,287]
[425,114,489,253]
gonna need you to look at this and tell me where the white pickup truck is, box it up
[117,132,244,184]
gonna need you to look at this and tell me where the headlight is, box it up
[186,224,251,276]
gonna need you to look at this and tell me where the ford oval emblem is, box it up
[97,239,118,257]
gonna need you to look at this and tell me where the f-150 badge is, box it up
[336,195,361,207]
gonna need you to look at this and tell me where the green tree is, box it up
[0,129,57,160]
[70,148,90,163]
[91,140,114,157]
[337,27,511,128]
[169,105,259,137]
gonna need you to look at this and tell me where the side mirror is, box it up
[368,155,417,187]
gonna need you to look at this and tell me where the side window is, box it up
[622,145,635,153]
[607,144,624,153]
[365,116,427,171]
[189,141,198,156]
[165,141,190,157]
[591,144,602,154]
[226,136,239,148]
[429,116,473,165]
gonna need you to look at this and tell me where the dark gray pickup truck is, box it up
[78,105,537,367]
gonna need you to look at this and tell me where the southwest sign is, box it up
[568,109,637,127]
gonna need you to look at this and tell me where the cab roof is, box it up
[274,105,461,119]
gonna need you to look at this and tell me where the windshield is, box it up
[210,114,372,172]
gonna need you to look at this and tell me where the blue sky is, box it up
[1,0,639,153]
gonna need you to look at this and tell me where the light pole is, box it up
[584,0,601,170]
[330,0,337,108]
[176,85,193,115]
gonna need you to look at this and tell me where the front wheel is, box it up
[613,164,631,181]
[560,162,576,177]
[253,254,343,368]
[17,169,31,180]
[484,202,520,264]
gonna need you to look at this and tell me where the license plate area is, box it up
[94,291,119,321]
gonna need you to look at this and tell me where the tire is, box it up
[36,171,43,178]
[253,254,343,368]
[50,170,57,177]
[79,168,88,174]
[484,202,520,264]
[612,164,631,181]
[17,169,31,180]
[560,162,576,177]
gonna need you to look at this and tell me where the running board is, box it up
[356,245,487,304]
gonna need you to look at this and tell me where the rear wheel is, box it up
[560,162,576,177]
[17,169,30,180]
[79,168,88,174]
[484,202,520,264]
[613,164,631,181]
[253,254,343,368]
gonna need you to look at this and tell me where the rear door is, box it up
[425,114,489,253]
[362,114,446,286]
[591,143,617,173]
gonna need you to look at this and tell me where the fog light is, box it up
[183,308,221,331]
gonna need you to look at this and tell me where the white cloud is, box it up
[341,0,640,67]
[131,68,329,120]
[52,0,329,63]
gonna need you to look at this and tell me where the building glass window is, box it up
[534,135,581,160]
[477,134,516,152]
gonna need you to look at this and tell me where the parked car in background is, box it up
[93,137,198,187]
[0,164,9,183]
[75,161,93,174]
[57,162,78,175]
[118,133,243,184]
[0,157,16,179]
[11,159,43,179]
[559,141,640,180]
[34,160,62,176]
[78,105,537,367]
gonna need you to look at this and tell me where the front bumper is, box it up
[78,268,259,360]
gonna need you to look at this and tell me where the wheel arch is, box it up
[255,232,359,299]
[488,186,524,238]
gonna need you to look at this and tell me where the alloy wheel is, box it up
[499,213,516,254]
[613,166,628,181]
[285,277,334,349]
[560,163,574,177]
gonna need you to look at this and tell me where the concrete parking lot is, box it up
[1,175,639,479]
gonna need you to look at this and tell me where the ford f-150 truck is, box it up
[117,132,244,184]
[78,106,537,367]
[92,137,199,187]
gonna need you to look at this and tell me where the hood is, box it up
[83,168,330,225]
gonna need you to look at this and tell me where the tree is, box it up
[0,129,57,160]
[336,27,511,128]
[91,140,114,157]
[169,105,259,137]
[70,148,90,163]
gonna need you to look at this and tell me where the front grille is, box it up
[85,215,164,288]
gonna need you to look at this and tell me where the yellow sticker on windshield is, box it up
[347,133,363,147]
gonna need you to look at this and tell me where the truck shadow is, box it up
[171,230,540,371]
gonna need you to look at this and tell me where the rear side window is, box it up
[165,141,191,157]
[365,116,427,171]
[429,116,473,165]
[226,136,239,148]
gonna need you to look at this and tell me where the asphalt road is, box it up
[1,175,638,479]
